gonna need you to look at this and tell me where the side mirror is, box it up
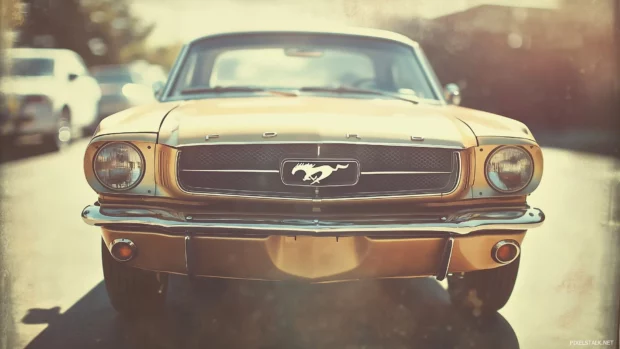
[152,81,165,98]
[444,83,461,106]
[68,73,79,81]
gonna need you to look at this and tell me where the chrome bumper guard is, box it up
[82,205,544,236]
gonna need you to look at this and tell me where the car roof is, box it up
[7,48,77,60]
[188,26,419,48]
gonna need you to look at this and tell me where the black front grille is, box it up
[319,144,453,172]
[322,172,457,196]
[177,143,460,198]
[180,144,454,172]
[179,144,316,171]
[179,172,313,196]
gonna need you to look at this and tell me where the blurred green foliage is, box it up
[1,0,24,49]
[15,0,154,67]
[382,1,617,133]
[1,0,24,30]
[142,42,184,71]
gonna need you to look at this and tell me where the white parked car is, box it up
[0,48,101,150]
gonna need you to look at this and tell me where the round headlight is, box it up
[94,142,144,190]
[485,146,534,193]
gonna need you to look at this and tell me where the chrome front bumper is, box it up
[83,204,544,281]
[82,204,545,236]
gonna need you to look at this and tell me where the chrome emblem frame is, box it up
[292,163,349,185]
[280,159,360,187]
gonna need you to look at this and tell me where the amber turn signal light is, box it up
[491,240,520,264]
[109,239,137,262]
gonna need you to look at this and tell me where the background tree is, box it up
[1,0,24,60]
[143,42,184,71]
[16,0,153,67]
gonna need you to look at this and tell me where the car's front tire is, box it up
[101,239,168,315]
[447,256,520,314]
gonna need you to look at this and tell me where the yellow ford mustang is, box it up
[81,27,544,315]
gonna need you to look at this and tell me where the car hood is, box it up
[94,101,181,137]
[158,96,480,148]
[96,96,536,147]
[444,105,535,141]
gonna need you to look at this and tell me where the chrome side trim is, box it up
[184,233,194,276]
[175,141,464,150]
[436,237,454,281]
[160,44,189,100]
[262,132,278,138]
[82,205,544,236]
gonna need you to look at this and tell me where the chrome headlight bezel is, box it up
[484,145,534,193]
[93,142,145,191]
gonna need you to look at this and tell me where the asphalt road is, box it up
[0,140,618,349]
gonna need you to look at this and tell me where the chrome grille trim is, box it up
[361,171,452,175]
[173,152,462,201]
[175,141,464,149]
[180,169,452,175]
[174,144,462,200]
[181,169,279,173]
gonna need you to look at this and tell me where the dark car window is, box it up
[10,58,55,77]
[92,69,136,84]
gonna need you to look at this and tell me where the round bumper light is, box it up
[491,240,520,264]
[109,239,137,262]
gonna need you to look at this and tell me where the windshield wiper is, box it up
[299,86,419,104]
[180,86,297,97]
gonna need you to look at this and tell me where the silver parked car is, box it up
[1,48,101,150]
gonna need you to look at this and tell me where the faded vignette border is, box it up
[0,1,619,348]
[0,1,23,348]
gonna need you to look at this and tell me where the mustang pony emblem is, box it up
[291,163,349,185]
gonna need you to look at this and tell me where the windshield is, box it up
[169,34,439,101]
[9,58,55,77]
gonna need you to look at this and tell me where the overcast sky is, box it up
[131,0,561,46]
